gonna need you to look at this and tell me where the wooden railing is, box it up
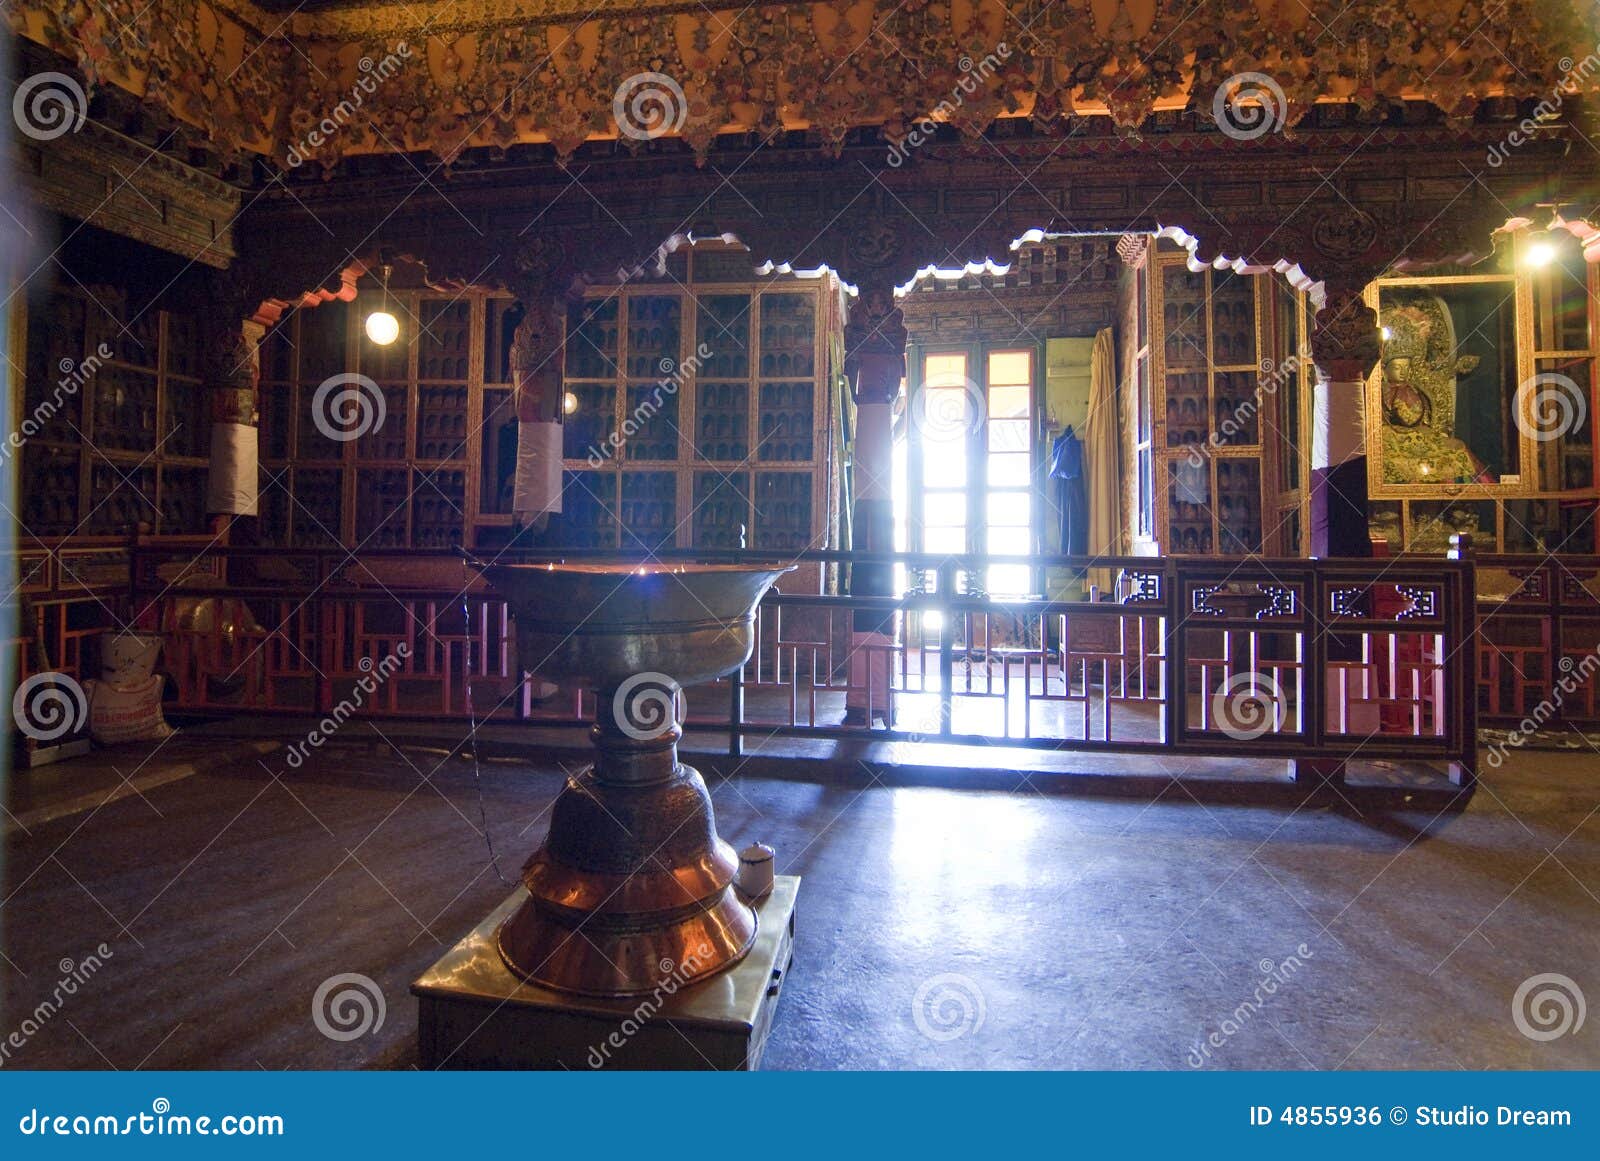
[114,541,1482,790]
[1476,553,1600,729]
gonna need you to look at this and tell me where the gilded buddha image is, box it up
[1376,287,1505,486]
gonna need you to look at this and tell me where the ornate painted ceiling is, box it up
[11,0,1600,173]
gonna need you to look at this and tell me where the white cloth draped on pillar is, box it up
[512,420,563,523]
[206,422,258,516]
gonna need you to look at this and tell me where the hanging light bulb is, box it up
[1524,237,1558,269]
[562,391,579,415]
[365,262,399,345]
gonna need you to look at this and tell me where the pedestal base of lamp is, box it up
[413,876,798,1070]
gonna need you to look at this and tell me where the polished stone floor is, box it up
[2,730,1596,1069]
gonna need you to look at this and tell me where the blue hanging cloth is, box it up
[1049,427,1087,556]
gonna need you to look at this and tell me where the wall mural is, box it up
[10,0,1599,171]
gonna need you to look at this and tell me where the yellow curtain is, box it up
[1084,327,1122,594]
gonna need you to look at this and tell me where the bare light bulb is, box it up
[365,310,399,345]
[562,391,579,415]
[1524,240,1557,269]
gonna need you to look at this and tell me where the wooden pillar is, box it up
[1307,280,1381,557]
[507,291,567,533]
[843,288,905,725]
[1297,276,1383,789]
[199,270,263,532]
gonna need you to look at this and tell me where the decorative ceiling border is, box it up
[11,0,1599,172]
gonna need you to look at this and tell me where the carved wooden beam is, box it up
[13,0,1598,169]
[17,121,241,267]
[234,124,1578,312]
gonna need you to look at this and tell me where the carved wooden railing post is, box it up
[842,283,906,726]
[197,268,264,536]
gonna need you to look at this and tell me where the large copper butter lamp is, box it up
[414,558,798,1067]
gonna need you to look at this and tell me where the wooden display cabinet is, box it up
[528,245,844,567]
[257,250,845,574]
[15,283,209,538]
[258,284,477,551]
[1358,229,1598,553]
[1148,245,1294,557]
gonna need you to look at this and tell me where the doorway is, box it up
[905,344,1038,597]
